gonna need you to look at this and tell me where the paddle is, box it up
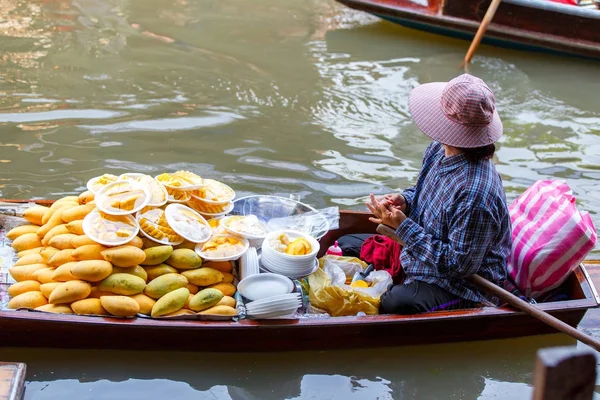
[375,223,600,352]
[462,0,502,68]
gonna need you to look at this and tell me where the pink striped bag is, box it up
[507,180,597,299]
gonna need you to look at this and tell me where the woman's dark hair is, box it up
[458,143,495,163]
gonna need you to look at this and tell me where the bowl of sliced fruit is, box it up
[195,234,249,262]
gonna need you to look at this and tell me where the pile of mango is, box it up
[5,192,238,318]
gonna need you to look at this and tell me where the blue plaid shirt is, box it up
[395,141,511,305]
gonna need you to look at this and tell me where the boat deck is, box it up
[0,362,26,400]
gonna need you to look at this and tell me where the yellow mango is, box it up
[11,233,43,252]
[17,247,44,258]
[188,288,223,312]
[71,298,109,315]
[42,224,69,246]
[143,264,178,281]
[48,249,76,268]
[7,225,39,240]
[222,272,234,284]
[98,273,146,295]
[40,282,62,299]
[141,237,161,249]
[151,287,189,317]
[71,260,113,282]
[144,273,188,299]
[201,261,232,273]
[7,280,41,297]
[48,233,78,250]
[52,262,79,281]
[173,240,196,250]
[14,253,44,267]
[141,245,173,266]
[163,309,195,317]
[165,248,202,270]
[24,206,48,225]
[88,286,114,298]
[35,304,73,314]
[184,293,194,309]
[9,263,48,282]
[78,190,95,205]
[111,266,147,282]
[100,296,140,317]
[217,296,236,308]
[130,293,156,315]
[209,282,236,297]
[61,203,95,223]
[72,244,108,261]
[56,196,79,204]
[32,267,58,284]
[101,245,146,268]
[181,268,224,287]
[37,208,66,239]
[126,236,143,249]
[8,291,47,309]
[49,280,91,304]
[40,247,61,263]
[187,283,199,295]
[65,220,85,235]
[71,235,98,248]
[197,305,237,316]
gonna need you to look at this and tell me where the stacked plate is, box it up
[245,293,302,319]
[260,230,320,279]
[239,247,260,280]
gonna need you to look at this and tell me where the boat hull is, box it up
[335,0,600,60]
[0,201,598,352]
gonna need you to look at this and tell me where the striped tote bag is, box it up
[507,180,597,299]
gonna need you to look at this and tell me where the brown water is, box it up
[1,0,600,398]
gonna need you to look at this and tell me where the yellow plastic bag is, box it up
[307,256,392,317]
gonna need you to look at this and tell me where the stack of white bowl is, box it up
[260,230,320,279]
[245,293,302,319]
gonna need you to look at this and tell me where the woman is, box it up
[365,73,512,314]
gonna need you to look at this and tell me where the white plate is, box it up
[136,207,184,246]
[95,180,150,216]
[246,300,301,313]
[155,171,206,191]
[189,179,235,204]
[247,308,299,319]
[83,209,140,246]
[119,173,168,207]
[195,235,249,262]
[165,204,212,243]
[260,259,319,279]
[237,273,294,301]
[245,292,300,307]
[86,174,119,194]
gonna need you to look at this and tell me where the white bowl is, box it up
[195,235,249,262]
[261,230,320,261]
[237,273,294,301]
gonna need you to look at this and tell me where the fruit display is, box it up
[3,171,244,319]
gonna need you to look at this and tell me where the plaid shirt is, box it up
[395,141,511,305]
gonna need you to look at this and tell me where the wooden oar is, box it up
[375,223,600,352]
[462,0,502,68]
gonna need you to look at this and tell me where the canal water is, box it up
[1,0,599,398]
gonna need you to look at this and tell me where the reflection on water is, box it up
[2,0,600,398]
[2,334,595,400]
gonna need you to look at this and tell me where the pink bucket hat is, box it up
[408,74,503,148]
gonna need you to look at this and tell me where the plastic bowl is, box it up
[220,215,268,240]
[195,234,249,262]
[261,230,320,261]
[189,179,235,205]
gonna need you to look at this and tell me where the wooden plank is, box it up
[532,346,596,400]
[0,362,26,400]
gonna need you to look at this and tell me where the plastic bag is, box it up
[307,257,393,316]
[267,207,339,239]
[321,255,366,279]
[507,180,597,299]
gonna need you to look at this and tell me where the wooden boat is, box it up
[0,200,599,352]
[333,0,600,60]
[0,362,26,400]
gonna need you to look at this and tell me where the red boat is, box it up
[0,199,599,352]
[333,0,600,60]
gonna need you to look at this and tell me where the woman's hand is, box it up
[366,194,406,229]
[377,193,407,212]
